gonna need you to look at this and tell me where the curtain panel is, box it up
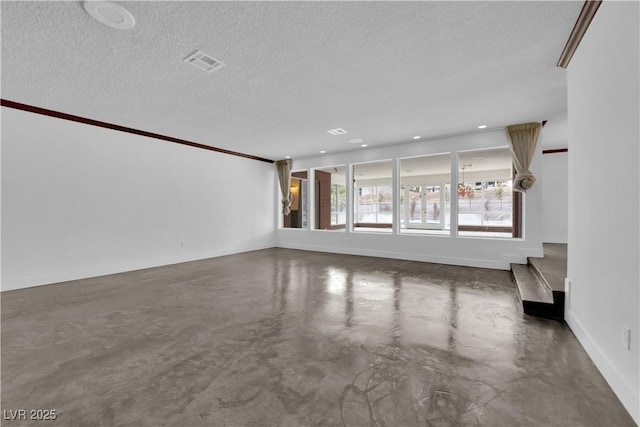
[506,122,541,192]
[275,159,293,215]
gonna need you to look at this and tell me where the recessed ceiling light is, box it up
[83,1,135,30]
[327,128,347,136]
[477,125,488,129]
[412,136,421,140]
[361,144,368,147]
[348,138,363,144]
[285,156,291,159]
[320,150,326,154]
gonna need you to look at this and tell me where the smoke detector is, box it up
[184,50,225,73]
[83,1,135,30]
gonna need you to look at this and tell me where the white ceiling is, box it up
[1,1,580,161]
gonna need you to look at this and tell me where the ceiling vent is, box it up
[184,50,225,73]
[327,128,347,136]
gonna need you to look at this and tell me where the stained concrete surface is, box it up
[1,248,634,426]
[529,243,568,292]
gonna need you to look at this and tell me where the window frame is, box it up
[313,165,347,231]
[398,153,452,235]
[351,159,394,233]
[281,169,309,230]
[456,147,521,239]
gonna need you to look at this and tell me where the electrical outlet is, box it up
[565,278,571,293]
[623,326,631,351]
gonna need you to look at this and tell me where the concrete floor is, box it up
[1,248,634,426]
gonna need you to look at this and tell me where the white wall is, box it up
[541,151,568,244]
[1,107,276,291]
[277,129,544,270]
[566,1,639,423]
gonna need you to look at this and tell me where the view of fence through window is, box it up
[330,182,347,225]
[353,160,393,232]
[399,154,451,234]
[458,148,514,238]
[457,180,513,224]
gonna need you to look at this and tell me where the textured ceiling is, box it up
[1,1,580,161]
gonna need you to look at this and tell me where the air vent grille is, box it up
[184,50,225,72]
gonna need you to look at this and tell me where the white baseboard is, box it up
[3,241,524,291]
[276,241,512,270]
[566,310,639,424]
[1,243,275,292]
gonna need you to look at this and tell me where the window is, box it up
[457,148,517,238]
[315,166,346,230]
[353,160,393,232]
[283,170,308,229]
[399,154,451,235]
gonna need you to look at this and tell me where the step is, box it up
[511,263,564,320]
[511,263,553,304]
[528,255,566,293]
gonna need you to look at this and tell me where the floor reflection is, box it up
[293,261,522,365]
[4,248,629,426]
[249,249,624,426]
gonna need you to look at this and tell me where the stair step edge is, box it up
[526,257,554,295]
[511,263,554,304]
[528,256,566,293]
